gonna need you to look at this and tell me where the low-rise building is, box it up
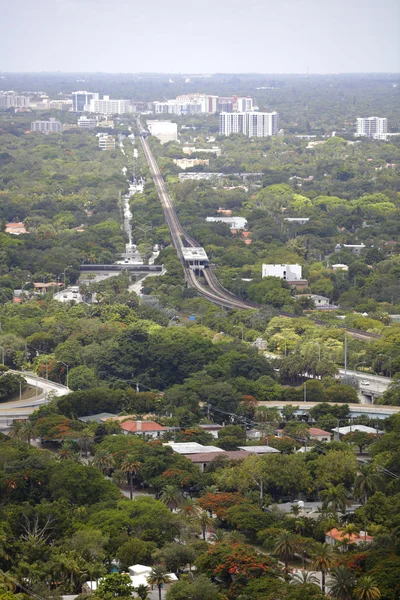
[147,120,178,144]
[173,158,209,169]
[31,118,62,133]
[98,134,115,150]
[198,423,224,438]
[284,217,310,224]
[325,528,373,548]
[5,222,27,235]
[206,216,247,229]
[295,294,331,307]
[118,420,167,438]
[262,263,302,280]
[332,424,383,436]
[78,116,98,129]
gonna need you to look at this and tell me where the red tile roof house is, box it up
[325,528,373,549]
[118,420,167,438]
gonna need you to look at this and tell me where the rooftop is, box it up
[181,247,209,260]
[308,427,331,436]
[165,442,225,454]
[187,450,249,463]
[326,528,373,543]
[79,412,117,423]
[332,425,383,435]
[238,445,281,453]
[120,420,166,433]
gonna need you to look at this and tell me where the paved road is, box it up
[257,400,400,419]
[0,372,70,430]
[339,368,391,400]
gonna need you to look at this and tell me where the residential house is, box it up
[325,528,373,549]
[5,222,27,235]
[118,420,167,438]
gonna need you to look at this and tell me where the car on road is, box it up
[360,380,370,386]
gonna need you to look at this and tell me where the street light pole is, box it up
[0,346,4,365]
[303,380,307,402]
[344,331,347,375]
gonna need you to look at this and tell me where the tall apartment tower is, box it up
[356,117,388,138]
[86,96,132,115]
[72,91,99,112]
[219,111,279,137]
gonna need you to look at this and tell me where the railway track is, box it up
[138,129,381,340]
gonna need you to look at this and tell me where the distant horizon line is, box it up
[1,71,399,76]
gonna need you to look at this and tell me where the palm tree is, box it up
[134,584,149,600]
[159,485,183,512]
[147,565,172,600]
[354,576,381,600]
[19,420,37,445]
[120,456,141,500]
[354,465,379,505]
[290,570,320,586]
[58,441,78,461]
[180,498,201,519]
[209,528,226,542]
[7,419,24,441]
[328,565,356,600]
[311,542,337,593]
[92,449,115,474]
[197,511,214,541]
[273,530,301,573]
[112,469,127,487]
[320,484,351,514]
[77,429,95,458]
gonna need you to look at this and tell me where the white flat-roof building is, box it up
[219,111,279,137]
[238,446,280,454]
[356,117,387,138]
[332,425,383,436]
[181,247,209,270]
[165,442,224,454]
[147,120,178,144]
[284,218,310,224]
[206,216,247,229]
[262,264,302,280]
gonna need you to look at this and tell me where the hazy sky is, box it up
[1,0,399,73]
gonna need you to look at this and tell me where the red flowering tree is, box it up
[159,467,198,489]
[196,542,281,596]
[198,492,246,519]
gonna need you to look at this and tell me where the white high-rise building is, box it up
[356,117,388,138]
[0,93,30,108]
[236,97,254,112]
[219,111,279,137]
[72,91,99,112]
[86,96,132,115]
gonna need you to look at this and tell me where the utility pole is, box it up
[303,380,307,402]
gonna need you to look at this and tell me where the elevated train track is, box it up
[138,126,380,340]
